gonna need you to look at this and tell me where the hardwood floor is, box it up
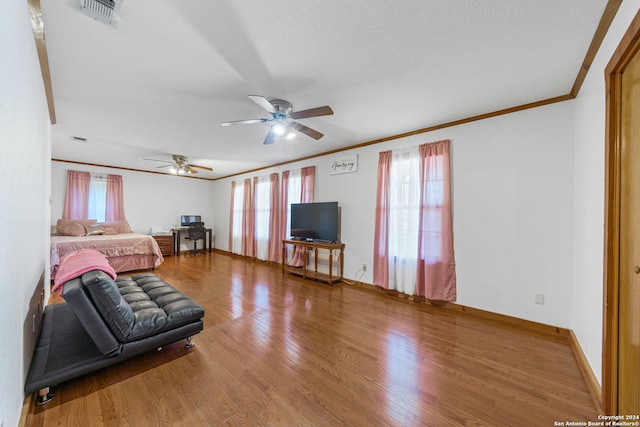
[24,252,598,426]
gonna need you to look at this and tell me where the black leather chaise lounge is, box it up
[25,269,205,405]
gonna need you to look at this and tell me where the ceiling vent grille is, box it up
[77,0,122,26]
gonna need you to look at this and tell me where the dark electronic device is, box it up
[180,215,202,227]
[290,202,339,243]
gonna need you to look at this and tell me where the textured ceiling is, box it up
[40,0,609,179]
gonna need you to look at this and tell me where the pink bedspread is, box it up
[52,249,117,295]
[50,233,164,277]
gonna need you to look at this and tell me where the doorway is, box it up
[603,10,640,415]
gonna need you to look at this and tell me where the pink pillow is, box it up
[56,219,98,236]
[85,224,106,236]
[56,220,86,236]
[98,220,131,234]
[102,227,119,235]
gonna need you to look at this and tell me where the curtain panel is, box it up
[373,151,392,288]
[62,170,90,220]
[281,167,315,267]
[105,174,126,221]
[417,140,456,300]
[229,181,237,253]
[267,173,280,262]
[372,140,457,301]
[300,166,315,203]
[279,170,289,242]
[63,171,126,222]
[241,178,255,257]
[253,174,280,262]
[230,180,248,255]
[231,167,313,263]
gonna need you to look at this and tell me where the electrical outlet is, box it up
[534,293,545,305]
[362,264,367,272]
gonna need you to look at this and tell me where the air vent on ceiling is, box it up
[77,0,122,27]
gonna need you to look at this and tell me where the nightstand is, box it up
[151,234,174,257]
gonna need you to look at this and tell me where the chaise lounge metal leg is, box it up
[36,387,53,406]
[185,336,195,349]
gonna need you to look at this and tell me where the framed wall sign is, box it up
[330,155,358,175]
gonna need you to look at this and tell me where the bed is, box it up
[50,232,164,279]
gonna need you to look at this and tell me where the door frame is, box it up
[603,9,640,415]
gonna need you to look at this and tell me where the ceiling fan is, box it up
[144,155,213,175]
[220,95,334,145]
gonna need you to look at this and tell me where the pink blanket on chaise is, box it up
[52,249,117,295]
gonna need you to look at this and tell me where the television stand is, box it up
[282,239,345,285]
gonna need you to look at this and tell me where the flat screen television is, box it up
[180,215,201,226]
[290,202,339,242]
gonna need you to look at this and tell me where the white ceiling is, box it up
[41,0,609,179]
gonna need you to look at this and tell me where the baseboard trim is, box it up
[345,280,603,411]
[568,330,604,413]
[346,281,570,337]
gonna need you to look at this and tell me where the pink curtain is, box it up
[372,141,457,301]
[280,171,289,241]
[267,173,280,262]
[229,181,236,251]
[62,170,90,220]
[242,178,255,257]
[416,140,456,300]
[290,166,315,266]
[105,174,126,221]
[372,151,392,288]
[300,166,315,203]
[252,176,259,255]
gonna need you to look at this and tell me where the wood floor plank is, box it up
[25,252,598,426]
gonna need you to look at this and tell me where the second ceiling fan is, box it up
[220,95,333,145]
[144,155,212,175]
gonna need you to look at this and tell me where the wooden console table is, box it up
[282,239,345,285]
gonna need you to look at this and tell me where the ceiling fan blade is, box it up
[144,157,173,163]
[190,164,213,171]
[185,166,198,174]
[290,121,324,140]
[156,164,173,169]
[249,95,277,113]
[263,131,277,145]
[290,106,333,120]
[220,118,268,126]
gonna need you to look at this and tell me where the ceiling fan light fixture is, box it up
[286,131,296,140]
[221,95,333,144]
[145,155,212,175]
[271,121,287,136]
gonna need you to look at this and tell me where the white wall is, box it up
[212,2,640,388]
[571,0,640,385]
[213,100,576,329]
[51,162,216,250]
[0,2,52,426]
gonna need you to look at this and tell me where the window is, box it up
[88,174,107,222]
[62,171,125,221]
[373,140,456,300]
[388,148,421,294]
[228,167,312,262]
[419,153,445,263]
[254,175,273,260]
[230,180,245,254]
[284,169,302,239]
